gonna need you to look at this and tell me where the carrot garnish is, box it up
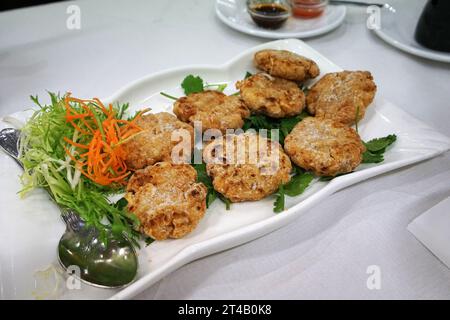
[63,93,144,186]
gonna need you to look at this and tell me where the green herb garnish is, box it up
[273,167,314,212]
[283,172,314,197]
[159,92,178,100]
[364,134,397,153]
[242,111,310,145]
[218,194,232,210]
[145,237,155,246]
[242,114,274,132]
[362,134,397,164]
[161,75,229,99]
[114,197,128,211]
[192,162,231,210]
[300,84,310,95]
[181,75,204,95]
[319,172,351,181]
[204,83,227,92]
[273,185,285,213]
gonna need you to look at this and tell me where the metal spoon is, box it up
[0,127,138,288]
[330,0,392,9]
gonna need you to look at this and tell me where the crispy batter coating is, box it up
[236,73,305,118]
[123,112,194,170]
[126,162,207,240]
[173,91,250,133]
[306,71,377,126]
[284,117,365,177]
[254,49,320,82]
[203,132,292,202]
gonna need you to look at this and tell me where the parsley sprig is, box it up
[362,134,397,163]
[274,185,285,213]
[181,75,205,95]
[274,166,315,213]
[242,112,310,145]
[192,162,231,210]
[161,75,227,100]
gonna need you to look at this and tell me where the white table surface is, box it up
[1,0,449,299]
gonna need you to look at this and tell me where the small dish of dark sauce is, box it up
[248,3,291,29]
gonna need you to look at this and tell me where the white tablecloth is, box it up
[1,0,449,299]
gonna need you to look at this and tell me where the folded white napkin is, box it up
[408,196,450,269]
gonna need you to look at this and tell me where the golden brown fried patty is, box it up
[203,132,292,202]
[284,117,365,177]
[254,49,320,82]
[236,73,305,118]
[126,162,207,240]
[173,91,250,133]
[123,112,194,170]
[306,71,377,126]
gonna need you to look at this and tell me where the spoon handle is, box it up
[0,128,23,167]
[0,128,87,228]
[60,207,85,231]
[1,127,138,288]
[330,0,384,7]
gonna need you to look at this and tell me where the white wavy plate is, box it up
[1,39,449,300]
[215,0,346,39]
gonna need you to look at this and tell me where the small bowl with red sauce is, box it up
[247,0,291,29]
[290,0,328,19]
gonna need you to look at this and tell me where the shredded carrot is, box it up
[63,137,89,149]
[63,93,144,186]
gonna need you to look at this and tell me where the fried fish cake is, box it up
[306,71,377,126]
[203,132,292,202]
[123,112,194,170]
[236,73,305,118]
[173,91,250,133]
[126,162,207,240]
[284,117,365,177]
[254,49,320,82]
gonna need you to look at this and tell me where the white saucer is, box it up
[373,0,450,63]
[215,0,346,39]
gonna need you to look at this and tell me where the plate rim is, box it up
[214,0,346,39]
[373,27,450,63]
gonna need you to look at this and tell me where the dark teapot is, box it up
[415,0,450,52]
